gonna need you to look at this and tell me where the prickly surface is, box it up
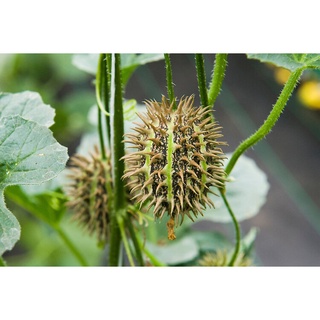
[66,146,112,244]
[122,96,226,233]
[198,251,252,266]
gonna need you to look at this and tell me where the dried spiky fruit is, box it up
[66,146,112,244]
[198,251,252,267]
[122,96,226,238]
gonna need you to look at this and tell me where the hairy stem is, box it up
[220,190,241,266]
[112,53,126,208]
[108,53,126,266]
[97,108,106,159]
[195,54,209,108]
[4,188,88,266]
[164,54,176,109]
[225,67,304,176]
[117,215,135,266]
[96,54,110,118]
[96,55,107,159]
[103,53,111,146]
[208,53,228,107]
[56,227,89,266]
[126,216,144,266]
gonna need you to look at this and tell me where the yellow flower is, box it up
[298,81,320,110]
[274,67,291,85]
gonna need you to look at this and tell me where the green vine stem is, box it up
[225,67,304,176]
[164,54,176,109]
[96,54,111,159]
[220,189,241,266]
[56,227,89,266]
[106,54,112,84]
[126,216,144,266]
[208,54,228,107]
[101,54,111,146]
[4,189,88,266]
[0,256,7,266]
[108,53,126,266]
[96,55,106,159]
[97,109,106,160]
[103,54,111,146]
[135,235,166,266]
[195,54,209,108]
[95,55,110,118]
[194,53,240,264]
[117,215,135,266]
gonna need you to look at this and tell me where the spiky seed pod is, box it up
[66,146,112,244]
[198,251,252,267]
[122,96,226,239]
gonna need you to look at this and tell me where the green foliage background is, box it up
[0,54,267,266]
[4,53,314,266]
[0,55,100,265]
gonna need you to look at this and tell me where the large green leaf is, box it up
[190,230,233,252]
[203,154,270,223]
[0,193,20,257]
[120,54,164,84]
[247,54,320,71]
[4,215,102,266]
[0,116,68,255]
[0,116,67,185]
[19,170,67,196]
[0,91,55,127]
[72,53,164,85]
[241,227,258,257]
[72,54,99,75]
[5,185,66,227]
[146,235,199,265]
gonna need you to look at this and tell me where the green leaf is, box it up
[0,192,20,257]
[5,216,102,266]
[120,54,164,85]
[146,235,199,265]
[5,185,67,227]
[247,54,320,71]
[0,116,68,255]
[72,53,164,84]
[0,91,55,127]
[204,154,270,223]
[240,227,258,257]
[71,54,99,75]
[190,230,233,252]
[19,169,67,196]
[0,116,68,185]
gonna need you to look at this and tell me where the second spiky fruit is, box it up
[66,146,112,244]
[123,96,226,239]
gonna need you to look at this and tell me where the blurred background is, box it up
[0,53,319,266]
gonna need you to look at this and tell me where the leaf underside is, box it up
[204,154,270,223]
[72,53,164,84]
[247,54,320,71]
